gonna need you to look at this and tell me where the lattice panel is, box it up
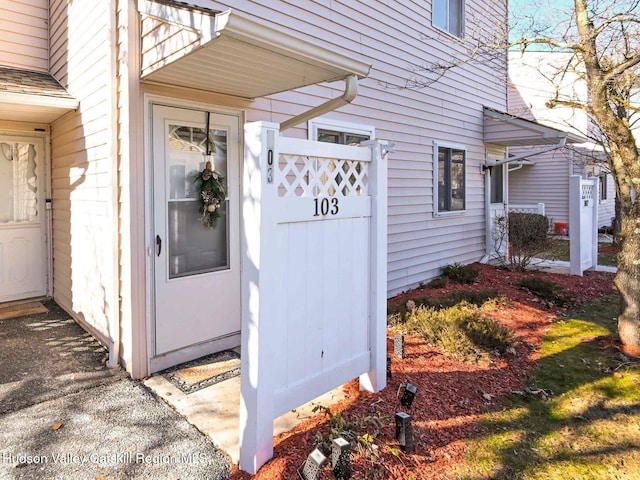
[277,154,368,198]
[581,184,594,200]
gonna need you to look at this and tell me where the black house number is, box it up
[313,197,339,217]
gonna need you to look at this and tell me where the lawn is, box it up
[539,239,618,267]
[455,292,640,479]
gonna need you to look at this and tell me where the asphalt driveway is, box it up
[0,300,231,479]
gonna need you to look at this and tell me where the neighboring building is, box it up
[0,0,570,383]
[508,51,617,230]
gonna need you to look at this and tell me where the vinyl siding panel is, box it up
[0,0,49,71]
[49,0,114,341]
[207,0,508,295]
[508,147,572,226]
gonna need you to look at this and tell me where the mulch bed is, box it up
[229,263,617,479]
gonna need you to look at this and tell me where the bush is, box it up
[493,213,551,271]
[405,301,515,362]
[517,276,572,306]
[427,276,447,289]
[441,263,480,284]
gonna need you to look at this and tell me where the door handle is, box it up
[156,235,162,257]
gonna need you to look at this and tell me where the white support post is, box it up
[589,176,599,270]
[239,121,280,474]
[537,203,545,216]
[569,175,582,275]
[359,139,388,393]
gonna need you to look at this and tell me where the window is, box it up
[435,144,466,213]
[599,174,608,201]
[309,118,374,146]
[490,164,504,204]
[433,0,465,37]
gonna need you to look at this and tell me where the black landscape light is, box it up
[399,382,418,409]
[331,437,352,479]
[395,412,414,453]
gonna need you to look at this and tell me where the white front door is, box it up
[152,105,241,356]
[0,136,47,302]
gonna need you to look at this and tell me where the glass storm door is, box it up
[0,136,47,302]
[152,105,240,355]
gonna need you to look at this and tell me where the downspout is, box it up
[280,75,359,132]
[107,0,120,369]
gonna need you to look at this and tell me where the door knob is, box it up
[156,235,162,257]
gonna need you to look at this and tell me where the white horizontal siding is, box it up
[0,0,49,71]
[223,0,507,295]
[508,148,571,226]
[49,0,114,340]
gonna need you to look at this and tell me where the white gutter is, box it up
[280,75,358,132]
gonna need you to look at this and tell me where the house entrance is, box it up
[0,135,47,302]
[151,105,240,359]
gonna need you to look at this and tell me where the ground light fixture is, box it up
[394,334,405,358]
[398,382,418,409]
[395,412,414,453]
[387,354,392,379]
[331,437,352,479]
[299,448,328,480]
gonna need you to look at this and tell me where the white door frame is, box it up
[0,130,51,302]
[143,95,244,373]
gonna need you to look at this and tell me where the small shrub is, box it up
[427,276,447,289]
[405,301,515,362]
[441,263,480,284]
[517,276,572,306]
[493,213,551,271]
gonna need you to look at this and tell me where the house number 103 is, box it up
[313,197,339,216]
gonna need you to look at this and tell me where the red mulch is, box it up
[229,263,617,480]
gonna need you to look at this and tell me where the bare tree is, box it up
[415,0,640,353]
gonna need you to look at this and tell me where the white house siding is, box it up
[187,0,509,296]
[0,0,49,71]
[508,147,572,227]
[597,173,616,229]
[49,0,116,342]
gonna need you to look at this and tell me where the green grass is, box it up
[538,239,618,267]
[455,293,640,480]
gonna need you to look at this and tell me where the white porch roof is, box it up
[484,107,586,146]
[0,67,78,123]
[138,1,371,99]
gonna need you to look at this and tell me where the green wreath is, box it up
[192,161,226,228]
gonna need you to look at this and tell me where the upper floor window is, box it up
[433,0,465,37]
[434,143,466,213]
[309,118,374,145]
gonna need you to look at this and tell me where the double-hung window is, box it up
[433,0,465,37]
[435,143,466,213]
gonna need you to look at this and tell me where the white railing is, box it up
[508,203,545,215]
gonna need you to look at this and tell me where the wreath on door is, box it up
[193,161,226,228]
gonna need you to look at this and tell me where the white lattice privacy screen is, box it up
[277,155,369,198]
[240,122,388,474]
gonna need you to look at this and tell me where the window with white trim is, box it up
[308,118,374,146]
[433,0,465,37]
[599,174,608,201]
[434,143,466,213]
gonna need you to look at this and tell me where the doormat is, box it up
[0,301,48,321]
[161,350,241,394]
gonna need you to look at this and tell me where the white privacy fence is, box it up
[239,122,388,474]
[569,175,598,275]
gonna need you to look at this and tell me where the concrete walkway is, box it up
[0,300,231,480]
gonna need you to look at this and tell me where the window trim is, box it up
[433,141,467,216]
[432,0,466,38]
[308,117,375,143]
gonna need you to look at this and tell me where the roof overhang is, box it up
[0,68,78,123]
[484,107,586,147]
[139,1,371,99]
